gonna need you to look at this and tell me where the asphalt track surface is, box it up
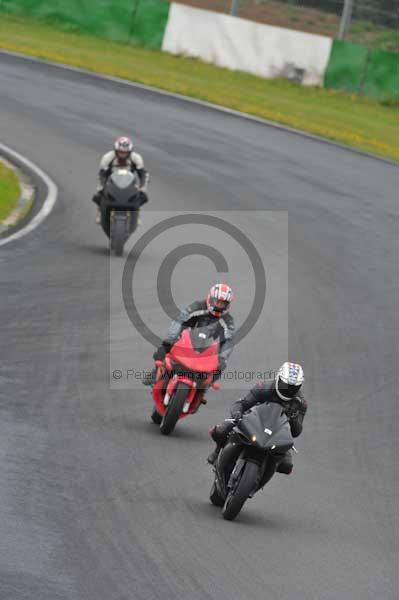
[1,53,398,600]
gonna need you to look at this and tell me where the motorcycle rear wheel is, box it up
[160,383,190,435]
[222,461,259,521]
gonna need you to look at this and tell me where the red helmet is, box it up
[114,136,133,163]
[206,283,233,317]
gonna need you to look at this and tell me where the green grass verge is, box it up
[0,161,20,222]
[0,13,398,161]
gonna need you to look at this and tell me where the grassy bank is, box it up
[0,161,20,222]
[0,13,398,161]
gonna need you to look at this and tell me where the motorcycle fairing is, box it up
[237,402,294,452]
[169,329,219,373]
[151,325,221,422]
[211,405,293,508]
[103,169,143,209]
[165,376,197,405]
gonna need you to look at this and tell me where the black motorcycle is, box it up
[100,169,148,256]
[209,402,295,521]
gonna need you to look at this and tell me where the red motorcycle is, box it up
[150,325,221,435]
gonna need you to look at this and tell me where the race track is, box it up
[0,52,398,600]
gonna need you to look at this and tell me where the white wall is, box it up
[163,3,332,86]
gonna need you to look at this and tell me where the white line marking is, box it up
[0,142,58,247]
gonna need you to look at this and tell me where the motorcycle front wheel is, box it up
[222,461,259,521]
[113,218,126,257]
[159,383,190,435]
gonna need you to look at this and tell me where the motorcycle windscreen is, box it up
[169,329,219,373]
[105,170,140,206]
[110,170,135,189]
[189,324,221,353]
[238,402,294,451]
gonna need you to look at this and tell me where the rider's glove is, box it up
[153,342,171,361]
[230,409,242,422]
[219,357,227,372]
[153,346,166,361]
[139,192,148,206]
[285,406,299,420]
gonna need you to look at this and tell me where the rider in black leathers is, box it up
[143,284,235,387]
[207,362,307,470]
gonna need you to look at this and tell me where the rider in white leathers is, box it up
[93,136,149,223]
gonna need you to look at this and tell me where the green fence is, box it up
[0,0,170,48]
[2,1,399,99]
[130,0,170,48]
[325,39,399,99]
[364,48,399,99]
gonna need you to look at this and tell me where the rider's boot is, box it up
[275,451,293,475]
[207,445,222,465]
[142,368,156,387]
[207,426,226,465]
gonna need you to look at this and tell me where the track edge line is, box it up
[0,141,58,247]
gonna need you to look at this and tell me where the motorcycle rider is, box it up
[143,283,235,389]
[207,362,307,468]
[92,136,149,223]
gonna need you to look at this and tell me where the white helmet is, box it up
[114,136,133,161]
[275,362,304,401]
